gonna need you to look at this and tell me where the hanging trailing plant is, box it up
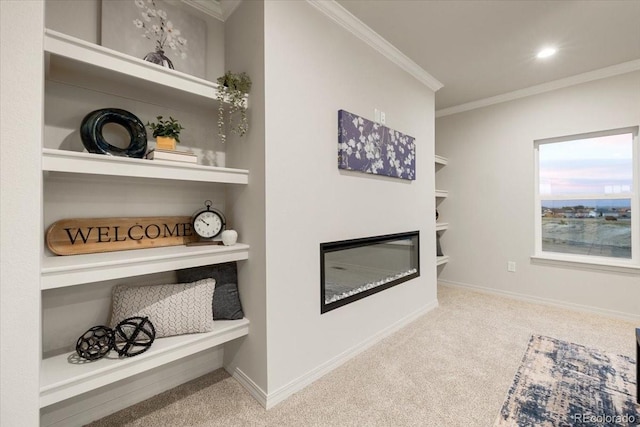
[216,71,252,143]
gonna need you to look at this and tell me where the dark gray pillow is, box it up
[212,282,243,320]
[176,262,244,320]
[177,262,237,285]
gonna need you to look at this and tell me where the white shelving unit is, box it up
[44,29,247,108]
[43,149,249,184]
[436,255,450,266]
[40,29,251,408]
[42,244,250,290]
[434,155,448,166]
[40,318,249,407]
[435,155,449,267]
[435,222,449,232]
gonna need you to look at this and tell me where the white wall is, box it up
[263,1,437,396]
[223,0,269,395]
[0,1,44,425]
[223,1,438,404]
[435,71,640,320]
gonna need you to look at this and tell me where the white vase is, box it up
[221,229,238,246]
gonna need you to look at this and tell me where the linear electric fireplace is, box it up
[320,231,420,313]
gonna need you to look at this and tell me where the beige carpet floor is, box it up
[88,285,637,427]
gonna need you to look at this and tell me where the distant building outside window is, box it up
[534,127,639,265]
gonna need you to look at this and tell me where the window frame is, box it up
[533,126,640,271]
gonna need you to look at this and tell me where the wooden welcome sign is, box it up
[46,216,199,255]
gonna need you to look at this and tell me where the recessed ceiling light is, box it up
[537,47,557,59]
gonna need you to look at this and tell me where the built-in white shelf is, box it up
[39,26,253,414]
[41,243,250,290]
[44,29,247,108]
[436,255,450,266]
[434,155,448,166]
[42,149,249,184]
[40,318,250,407]
[435,155,448,271]
[436,222,449,231]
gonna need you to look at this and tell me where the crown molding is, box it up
[306,0,443,92]
[182,0,224,20]
[221,0,242,20]
[181,0,241,21]
[436,58,640,118]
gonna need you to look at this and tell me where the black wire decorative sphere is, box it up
[80,108,148,158]
[75,325,114,361]
[113,316,156,358]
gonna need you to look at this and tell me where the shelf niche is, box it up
[435,155,449,267]
[44,29,247,110]
[40,318,250,408]
[39,26,253,414]
[41,243,250,290]
[42,149,249,184]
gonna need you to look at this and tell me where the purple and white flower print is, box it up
[338,110,415,180]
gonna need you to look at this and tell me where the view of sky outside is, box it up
[539,132,633,197]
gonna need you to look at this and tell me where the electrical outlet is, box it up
[380,111,386,124]
[374,108,380,123]
[507,261,516,272]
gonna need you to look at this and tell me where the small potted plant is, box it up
[216,71,252,144]
[146,116,185,150]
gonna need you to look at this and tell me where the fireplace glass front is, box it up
[320,231,419,313]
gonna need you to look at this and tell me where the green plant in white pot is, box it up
[216,71,252,144]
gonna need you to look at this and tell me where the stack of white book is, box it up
[146,149,198,164]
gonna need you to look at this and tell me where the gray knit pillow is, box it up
[110,278,215,338]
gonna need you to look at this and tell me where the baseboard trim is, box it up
[230,367,268,408]
[257,300,438,409]
[439,279,640,323]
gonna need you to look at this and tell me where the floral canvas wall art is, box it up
[102,0,206,78]
[338,110,416,180]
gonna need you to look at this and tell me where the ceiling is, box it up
[335,0,640,111]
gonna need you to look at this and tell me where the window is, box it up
[534,127,639,266]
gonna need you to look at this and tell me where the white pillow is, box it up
[110,278,215,338]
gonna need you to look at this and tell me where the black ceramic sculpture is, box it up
[80,108,147,158]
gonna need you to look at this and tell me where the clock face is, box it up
[193,210,223,238]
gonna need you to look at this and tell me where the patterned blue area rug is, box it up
[495,335,639,427]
